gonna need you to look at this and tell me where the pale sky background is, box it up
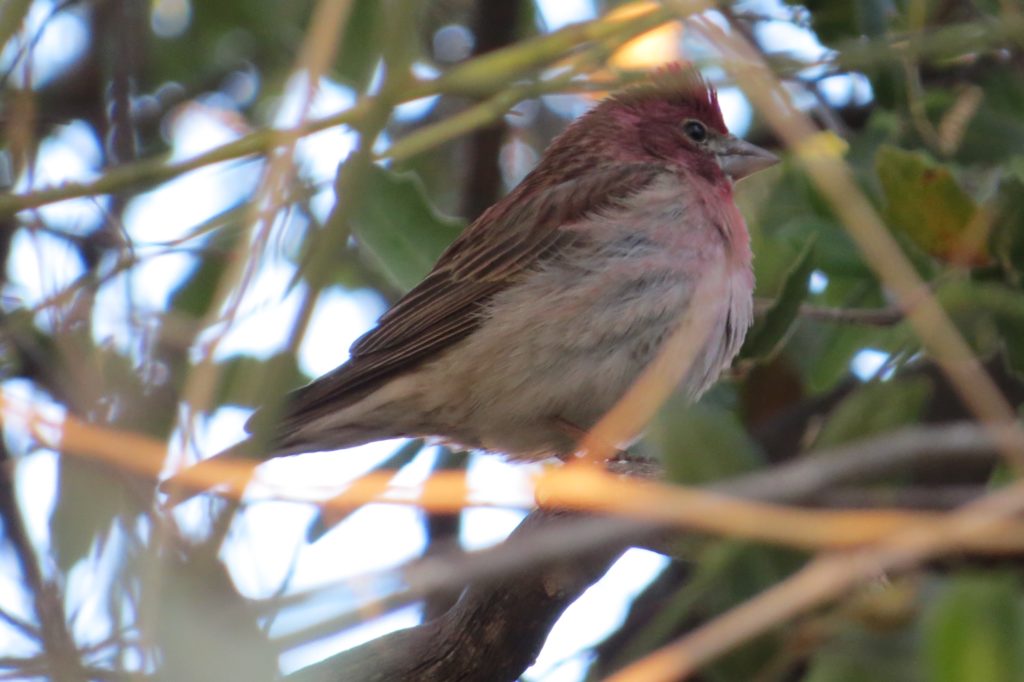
[0,1,881,679]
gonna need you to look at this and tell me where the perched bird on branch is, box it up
[165,64,778,497]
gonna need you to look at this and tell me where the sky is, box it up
[0,0,883,679]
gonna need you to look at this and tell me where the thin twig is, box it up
[0,443,85,681]
[0,605,39,639]
[4,12,1022,218]
[608,478,1024,682]
[0,5,681,217]
[754,298,905,326]
[262,422,1006,636]
[796,303,904,325]
[689,13,1024,472]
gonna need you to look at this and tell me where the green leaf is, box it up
[142,548,277,681]
[947,66,1024,165]
[169,255,224,319]
[794,0,889,46]
[215,351,308,408]
[802,624,921,682]
[703,544,806,681]
[931,280,1024,373]
[991,167,1024,284]
[50,457,128,573]
[876,145,987,264]
[742,235,817,361]
[814,376,931,449]
[606,542,802,682]
[349,164,465,293]
[1000,314,1024,379]
[648,401,762,485]
[335,0,385,89]
[169,212,242,318]
[924,574,1024,682]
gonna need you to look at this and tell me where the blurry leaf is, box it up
[169,253,226,319]
[335,0,385,88]
[350,164,464,292]
[216,352,308,409]
[743,235,817,361]
[814,376,931,449]
[0,308,59,381]
[147,548,277,682]
[778,217,869,281]
[876,145,988,265]
[703,544,805,681]
[801,315,913,394]
[150,1,310,88]
[801,580,921,682]
[607,542,802,682]
[947,67,1024,165]
[168,212,243,319]
[927,280,1024,373]
[1000,315,1024,379]
[740,357,805,428]
[794,0,889,46]
[991,166,1024,285]
[924,574,1024,682]
[50,457,131,573]
[802,623,922,682]
[648,402,763,485]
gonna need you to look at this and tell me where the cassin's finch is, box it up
[173,64,778,491]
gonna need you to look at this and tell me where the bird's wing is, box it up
[253,163,667,437]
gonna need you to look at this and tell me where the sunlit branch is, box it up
[2,12,1022,218]
[278,421,1013,680]
[691,16,1024,471]
[0,5,683,217]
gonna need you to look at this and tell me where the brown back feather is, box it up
[253,163,666,440]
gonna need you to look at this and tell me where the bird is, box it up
[166,64,778,496]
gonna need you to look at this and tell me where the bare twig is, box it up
[688,13,1024,472]
[753,298,905,326]
[266,422,1005,645]
[4,11,1021,218]
[608,478,1024,682]
[173,0,356,467]
[278,421,1010,681]
[0,5,682,217]
[810,485,983,509]
[598,14,1024,678]
[795,303,904,326]
[0,442,85,681]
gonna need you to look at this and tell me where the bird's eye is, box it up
[683,120,708,143]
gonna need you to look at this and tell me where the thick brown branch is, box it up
[287,511,623,682]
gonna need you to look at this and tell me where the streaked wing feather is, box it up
[263,163,667,435]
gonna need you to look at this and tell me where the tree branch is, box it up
[284,421,1006,681]
[0,5,679,217]
[4,11,1021,218]
[286,510,624,682]
[0,441,86,681]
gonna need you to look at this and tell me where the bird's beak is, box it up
[717,136,780,181]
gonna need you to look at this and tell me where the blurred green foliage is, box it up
[2,0,1024,680]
